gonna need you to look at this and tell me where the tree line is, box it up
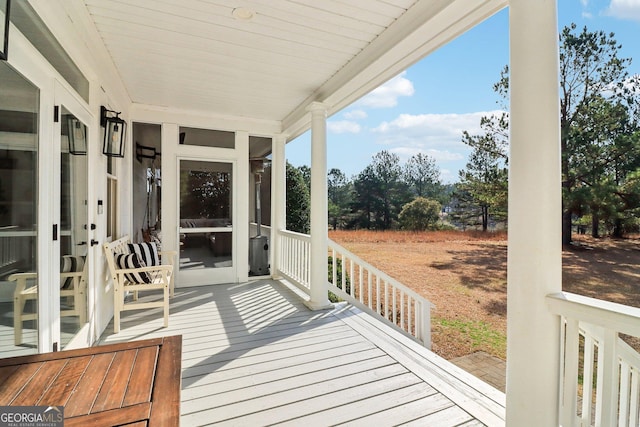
[286,24,640,243]
[286,151,451,233]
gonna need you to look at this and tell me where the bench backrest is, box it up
[103,235,131,282]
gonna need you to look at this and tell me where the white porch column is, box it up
[306,102,332,310]
[270,134,287,279]
[237,131,250,283]
[507,1,562,426]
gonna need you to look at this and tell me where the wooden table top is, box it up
[0,335,182,426]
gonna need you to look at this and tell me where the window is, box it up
[106,174,118,239]
[178,127,235,149]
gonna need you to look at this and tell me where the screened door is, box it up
[178,160,236,285]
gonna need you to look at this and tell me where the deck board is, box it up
[345,393,456,426]
[182,353,396,407]
[100,279,505,426]
[278,382,443,426]
[183,362,413,419]
[406,405,475,426]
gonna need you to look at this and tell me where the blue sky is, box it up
[285,0,640,183]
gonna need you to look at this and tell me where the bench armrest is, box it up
[115,264,173,275]
[8,272,37,281]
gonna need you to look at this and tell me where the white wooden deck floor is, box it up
[100,280,506,426]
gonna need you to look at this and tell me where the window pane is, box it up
[0,62,39,356]
[107,176,117,239]
[179,127,235,149]
[60,107,88,349]
[179,161,233,270]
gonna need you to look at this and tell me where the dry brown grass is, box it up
[329,230,640,361]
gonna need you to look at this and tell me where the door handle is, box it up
[78,241,87,246]
[90,239,99,247]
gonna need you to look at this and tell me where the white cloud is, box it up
[327,120,361,134]
[605,0,640,21]
[388,146,464,163]
[357,71,415,108]
[397,147,464,161]
[373,111,502,145]
[371,111,504,176]
[439,169,457,184]
[343,109,368,120]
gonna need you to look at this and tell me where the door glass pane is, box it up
[179,127,235,149]
[60,107,88,348]
[0,62,39,357]
[133,123,161,244]
[179,161,233,270]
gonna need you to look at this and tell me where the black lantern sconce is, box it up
[67,115,87,155]
[136,142,160,163]
[100,106,126,157]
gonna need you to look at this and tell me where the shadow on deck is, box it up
[100,279,505,426]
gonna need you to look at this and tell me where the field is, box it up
[329,230,640,360]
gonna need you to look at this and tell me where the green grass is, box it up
[438,318,507,357]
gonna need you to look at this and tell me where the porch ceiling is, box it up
[82,0,506,136]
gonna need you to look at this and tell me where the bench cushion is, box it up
[60,255,85,289]
[115,253,151,284]
[128,242,160,267]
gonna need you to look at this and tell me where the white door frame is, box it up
[176,157,238,286]
[53,81,94,350]
[160,124,249,288]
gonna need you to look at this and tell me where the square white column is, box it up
[507,0,562,425]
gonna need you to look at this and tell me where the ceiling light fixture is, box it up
[232,7,255,21]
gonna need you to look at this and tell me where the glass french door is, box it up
[178,159,236,285]
[0,62,40,357]
[0,64,91,357]
[58,103,89,349]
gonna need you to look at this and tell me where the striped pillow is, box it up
[128,242,160,267]
[115,253,151,284]
[60,255,85,289]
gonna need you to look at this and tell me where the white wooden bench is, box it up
[9,259,88,346]
[103,236,177,333]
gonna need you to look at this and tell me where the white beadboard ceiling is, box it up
[82,0,506,136]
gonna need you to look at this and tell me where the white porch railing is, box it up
[249,223,271,240]
[278,230,311,292]
[276,229,432,348]
[547,292,640,427]
[327,240,432,348]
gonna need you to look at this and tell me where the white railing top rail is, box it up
[249,223,271,231]
[328,239,433,308]
[280,229,311,242]
[547,291,640,337]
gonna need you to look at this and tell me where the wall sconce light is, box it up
[100,106,126,157]
[136,142,160,163]
[67,115,87,155]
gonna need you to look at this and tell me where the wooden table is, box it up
[0,335,181,426]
